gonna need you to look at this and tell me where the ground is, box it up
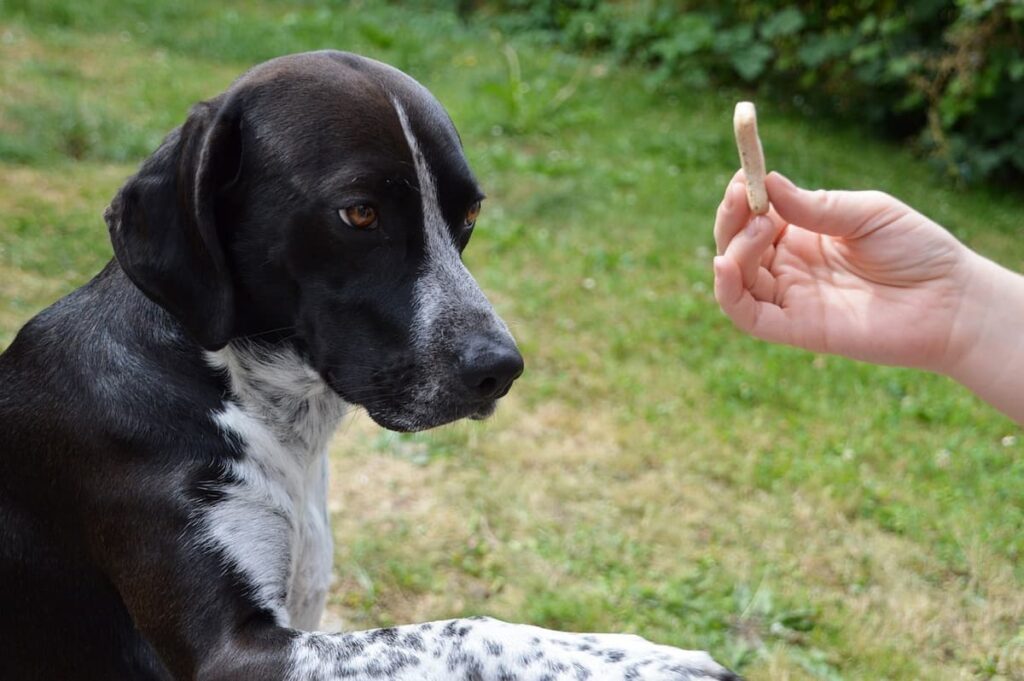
[1,2,1022,679]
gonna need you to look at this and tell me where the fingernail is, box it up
[748,215,772,236]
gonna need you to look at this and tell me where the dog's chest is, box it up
[202,346,347,629]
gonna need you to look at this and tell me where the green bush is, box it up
[479,0,1024,186]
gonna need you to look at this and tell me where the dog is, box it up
[0,51,738,680]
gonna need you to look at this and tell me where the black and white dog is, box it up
[0,51,737,680]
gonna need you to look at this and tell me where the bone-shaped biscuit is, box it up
[733,101,769,215]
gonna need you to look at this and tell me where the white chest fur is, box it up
[202,344,347,629]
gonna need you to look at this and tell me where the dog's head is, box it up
[104,51,523,432]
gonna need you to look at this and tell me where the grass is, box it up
[1,1,1023,679]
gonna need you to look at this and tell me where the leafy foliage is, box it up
[480,0,1024,185]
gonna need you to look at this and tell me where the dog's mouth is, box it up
[468,401,497,421]
[323,367,500,432]
[361,398,499,433]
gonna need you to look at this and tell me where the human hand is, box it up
[712,171,975,372]
[712,170,1024,423]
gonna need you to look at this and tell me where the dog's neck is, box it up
[206,341,348,455]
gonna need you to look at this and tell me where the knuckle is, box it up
[811,188,832,212]
[714,199,730,221]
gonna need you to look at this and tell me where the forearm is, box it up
[944,250,1024,424]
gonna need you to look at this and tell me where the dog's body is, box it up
[0,51,735,680]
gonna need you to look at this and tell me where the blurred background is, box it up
[1,1,1022,679]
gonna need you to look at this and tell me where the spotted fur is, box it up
[289,618,739,681]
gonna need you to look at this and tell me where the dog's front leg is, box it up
[287,617,739,681]
[87,483,737,680]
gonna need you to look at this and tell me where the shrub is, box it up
[478,0,1024,186]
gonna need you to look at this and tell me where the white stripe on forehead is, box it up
[391,98,450,255]
[391,96,483,340]
[387,95,514,425]
[390,96,513,360]
[387,95,512,350]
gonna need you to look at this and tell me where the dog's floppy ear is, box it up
[105,96,243,350]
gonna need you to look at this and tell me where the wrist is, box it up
[942,249,1024,423]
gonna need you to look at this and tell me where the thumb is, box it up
[766,172,897,239]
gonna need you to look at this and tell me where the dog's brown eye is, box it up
[465,201,481,227]
[339,204,377,229]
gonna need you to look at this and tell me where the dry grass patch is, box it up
[322,396,1024,679]
[0,262,65,344]
[0,162,127,213]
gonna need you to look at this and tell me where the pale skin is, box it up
[712,170,1024,425]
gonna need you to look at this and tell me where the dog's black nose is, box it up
[458,336,524,400]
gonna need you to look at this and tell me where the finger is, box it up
[713,180,751,255]
[766,172,899,239]
[735,166,785,225]
[713,256,794,345]
[767,202,786,236]
[713,245,777,303]
[750,266,776,302]
[723,215,777,289]
[713,255,745,312]
[715,171,788,254]
[758,204,789,269]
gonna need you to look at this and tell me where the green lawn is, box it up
[1,2,1022,679]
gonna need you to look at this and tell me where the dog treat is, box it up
[733,101,769,215]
